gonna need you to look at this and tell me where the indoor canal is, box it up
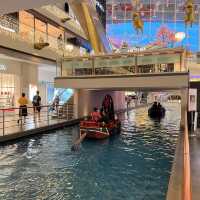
[0,103,181,200]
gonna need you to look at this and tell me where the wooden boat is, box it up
[80,120,121,140]
[148,106,166,119]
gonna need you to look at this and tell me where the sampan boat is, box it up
[148,106,166,119]
[80,120,121,140]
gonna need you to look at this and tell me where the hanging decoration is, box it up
[184,0,195,27]
[132,12,143,34]
[156,26,176,47]
[131,0,143,34]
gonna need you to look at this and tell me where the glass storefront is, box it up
[19,11,34,42]
[35,19,47,43]
[19,11,65,50]
[47,24,64,50]
[0,73,15,108]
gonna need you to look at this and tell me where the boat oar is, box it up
[71,132,87,151]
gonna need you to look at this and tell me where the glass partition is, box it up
[48,24,64,51]
[35,19,47,43]
[19,11,34,43]
[62,59,93,76]
[94,56,136,75]
[61,50,185,76]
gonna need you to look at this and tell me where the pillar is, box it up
[180,88,188,129]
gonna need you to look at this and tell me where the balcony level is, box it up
[55,48,189,90]
[0,15,81,61]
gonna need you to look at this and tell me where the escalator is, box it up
[51,88,74,119]
[68,0,112,53]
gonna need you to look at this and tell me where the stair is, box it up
[58,95,74,119]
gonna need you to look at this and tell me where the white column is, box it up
[180,89,188,129]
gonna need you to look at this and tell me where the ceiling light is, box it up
[0,25,15,33]
[175,32,186,42]
[65,44,74,51]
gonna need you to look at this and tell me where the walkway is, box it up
[0,104,76,143]
[0,116,79,143]
[190,134,200,200]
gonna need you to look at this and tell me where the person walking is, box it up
[32,91,41,119]
[18,93,28,124]
[57,34,63,50]
[53,95,60,114]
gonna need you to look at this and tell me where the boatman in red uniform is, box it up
[91,107,101,122]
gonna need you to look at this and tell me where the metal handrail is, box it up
[0,104,74,111]
[0,104,74,137]
[183,111,192,200]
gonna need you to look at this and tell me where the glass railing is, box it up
[41,5,85,37]
[0,15,81,56]
[61,48,187,77]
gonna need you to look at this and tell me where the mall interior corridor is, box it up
[1,0,200,199]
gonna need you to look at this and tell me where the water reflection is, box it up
[0,103,181,200]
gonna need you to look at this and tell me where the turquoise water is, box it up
[0,103,181,200]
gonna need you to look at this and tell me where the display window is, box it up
[48,24,64,49]
[0,73,15,108]
[35,19,47,43]
[19,11,34,42]
[29,84,38,102]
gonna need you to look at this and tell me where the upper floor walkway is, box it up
[55,48,189,90]
[0,14,82,61]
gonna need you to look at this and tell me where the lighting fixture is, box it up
[175,32,186,42]
[0,24,15,33]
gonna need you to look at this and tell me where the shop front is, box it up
[0,59,21,109]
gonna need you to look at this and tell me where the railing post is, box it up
[47,106,49,125]
[67,104,68,120]
[135,55,138,74]
[92,57,95,75]
[2,109,5,136]
[20,108,23,129]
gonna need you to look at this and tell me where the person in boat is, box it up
[99,109,110,124]
[152,101,158,110]
[157,103,165,113]
[157,103,162,109]
[91,107,101,122]
[148,101,158,117]
[102,95,115,120]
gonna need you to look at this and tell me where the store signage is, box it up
[0,64,6,71]
[189,89,197,112]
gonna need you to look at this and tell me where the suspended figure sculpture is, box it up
[132,12,143,34]
[184,0,195,27]
[131,0,143,34]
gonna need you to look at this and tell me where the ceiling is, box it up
[0,0,65,15]
[106,0,200,23]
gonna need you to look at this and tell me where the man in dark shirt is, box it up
[32,91,41,119]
